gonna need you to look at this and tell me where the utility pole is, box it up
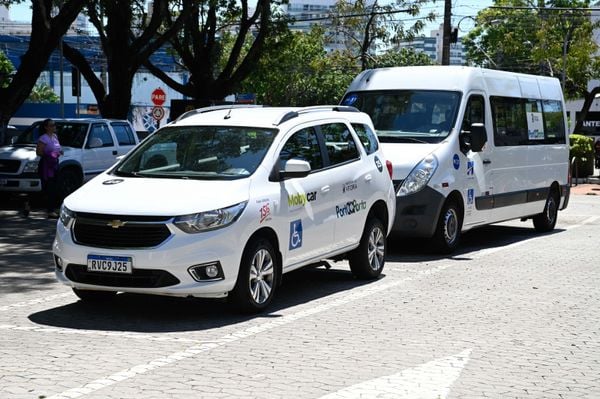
[441,0,452,65]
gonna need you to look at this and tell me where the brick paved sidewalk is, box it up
[570,182,600,195]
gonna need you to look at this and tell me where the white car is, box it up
[0,118,138,200]
[53,105,396,312]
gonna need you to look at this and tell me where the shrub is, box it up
[569,134,594,177]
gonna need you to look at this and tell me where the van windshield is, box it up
[114,126,277,180]
[341,90,461,143]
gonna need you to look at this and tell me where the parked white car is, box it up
[0,118,138,200]
[53,105,396,312]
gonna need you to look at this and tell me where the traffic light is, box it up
[71,67,81,97]
[450,28,459,44]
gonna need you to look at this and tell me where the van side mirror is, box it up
[460,123,487,153]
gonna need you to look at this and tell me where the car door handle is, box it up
[483,159,491,164]
[112,150,118,155]
[321,185,330,193]
[364,174,372,182]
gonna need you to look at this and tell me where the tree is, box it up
[331,0,436,71]
[27,84,60,103]
[0,50,13,88]
[62,0,193,119]
[366,47,435,69]
[0,0,86,144]
[240,27,359,106]
[462,0,600,99]
[145,0,288,103]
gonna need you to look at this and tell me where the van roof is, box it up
[346,66,564,101]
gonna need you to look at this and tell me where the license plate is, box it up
[87,255,132,274]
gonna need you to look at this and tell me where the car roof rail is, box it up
[175,104,264,122]
[275,105,360,125]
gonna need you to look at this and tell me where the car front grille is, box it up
[72,214,172,248]
[0,159,21,173]
[65,264,180,288]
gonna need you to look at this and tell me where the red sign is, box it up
[151,88,166,106]
[152,106,165,121]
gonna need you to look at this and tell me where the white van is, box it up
[342,66,570,253]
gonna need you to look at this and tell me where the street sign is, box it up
[151,88,166,106]
[152,106,165,121]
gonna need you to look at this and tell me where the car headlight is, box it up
[59,204,75,227]
[397,154,438,196]
[23,160,39,173]
[174,201,247,233]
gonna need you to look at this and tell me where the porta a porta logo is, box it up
[335,200,367,218]
[288,191,317,207]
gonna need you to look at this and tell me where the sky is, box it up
[6,0,495,36]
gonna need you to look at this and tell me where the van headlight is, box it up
[397,154,438,196]
[59,204,75,227]
[23,160,39,173]
[174,201,247,233]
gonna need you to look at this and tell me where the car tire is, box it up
[57,168,81,201]
[230,238,278,313]
[432,199,462,254]
[72,288,117,302]
[349,217,386,279]
[533,189,559,232]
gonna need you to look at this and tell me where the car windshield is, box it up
[114,125,278,180]
[341,90,461,144]
[14,122,88,148]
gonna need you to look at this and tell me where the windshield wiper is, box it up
[113,170,141,177]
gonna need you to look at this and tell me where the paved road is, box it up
[1,194,599,398]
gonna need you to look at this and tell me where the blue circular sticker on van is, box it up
[453,154,460,170]
[342,94,358,106]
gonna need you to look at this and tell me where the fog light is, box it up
[54,255,64,271]
[188,262,224,281]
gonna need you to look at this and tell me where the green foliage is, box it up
[27,84,59,103]
[366,48,434,69]
[463,0,600,99]
[0,50,14,88]
[569,134,594,161]
[240,27,360,106]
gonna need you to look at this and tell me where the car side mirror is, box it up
[460,123,487,153]
[10,136,17,145]
[270,158,312,181]
[88,137,103,148]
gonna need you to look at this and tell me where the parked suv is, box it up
[53,105,396,312]
[0,118,138,200]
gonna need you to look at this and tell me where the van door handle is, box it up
[321,185,330,193]
[112,150,118,155]
[483,159,491,164]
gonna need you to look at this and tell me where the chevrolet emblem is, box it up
[107,220,127,229]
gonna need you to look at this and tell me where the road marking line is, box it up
[0,324,203,344]
[0,292,72,312]
[318,349,472,399]
[47,263,456,399]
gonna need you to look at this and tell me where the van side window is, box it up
[461,95,485,133]
[491,96,566,146]
[321,123,360,166]
[351,123,378,155]
[280,127,324,171]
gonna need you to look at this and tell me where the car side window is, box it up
[461,95,485,134]
[351,123,378,155]
[279,127,323,171]
[321,123,360,166]
[112,123,136,145]
[87,124,114,148]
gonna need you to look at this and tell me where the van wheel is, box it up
[349,217,386,279]
[230,238,278,313]
[72,288,117,302]
[57,169,81,201]
[432,200,462,254]
[533,190,559,232]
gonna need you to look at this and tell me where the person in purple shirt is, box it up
[36,119,63,218]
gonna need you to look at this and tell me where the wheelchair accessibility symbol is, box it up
[289,219,303,250]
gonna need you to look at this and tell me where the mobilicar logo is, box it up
[288,191,317,207]
[336,200,367,218]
